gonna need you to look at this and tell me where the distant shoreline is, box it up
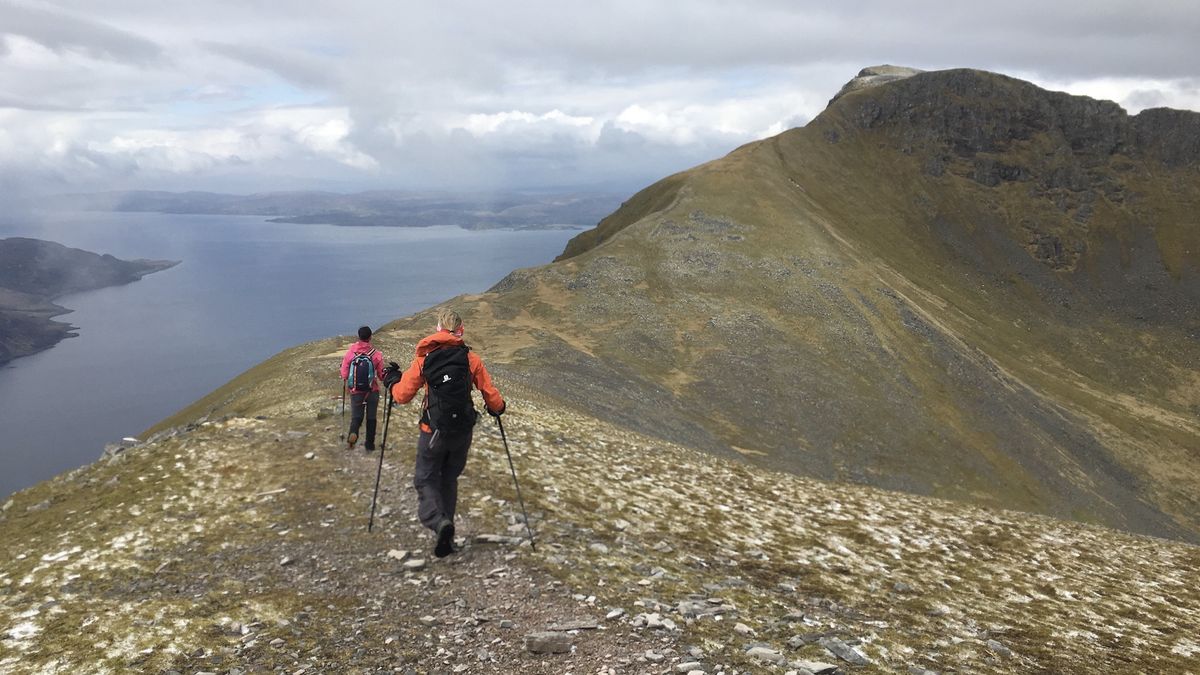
[264,214,588,230]
[0,237,179,366]
[48,189,624,232]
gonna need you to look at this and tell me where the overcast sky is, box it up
[2,0,1198,197]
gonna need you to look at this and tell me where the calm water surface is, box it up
[0,212,579,498]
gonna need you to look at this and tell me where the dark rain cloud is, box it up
[0,1,162,63]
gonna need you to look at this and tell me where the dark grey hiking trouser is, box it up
[349,390,379,445]
[413,428,473,531]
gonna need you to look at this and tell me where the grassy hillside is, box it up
[462,69,1200,541]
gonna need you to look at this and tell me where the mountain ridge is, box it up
[466,66,1200,542]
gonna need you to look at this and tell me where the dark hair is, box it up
[358,326,372,341]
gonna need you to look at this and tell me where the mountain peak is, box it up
[818,66,1200,172]
[829,64,925,104]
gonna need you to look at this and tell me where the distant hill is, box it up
[53,190,624,230]
[0,237,177,364]
[390,66,1199,542]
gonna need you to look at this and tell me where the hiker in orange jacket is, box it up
[382,309,505,557]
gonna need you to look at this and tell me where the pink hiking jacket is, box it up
[340,341,385,393]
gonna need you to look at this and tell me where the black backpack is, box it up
[347,349,377,394]
[422,345,476,433]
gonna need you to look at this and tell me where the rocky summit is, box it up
[2,67,1199,674]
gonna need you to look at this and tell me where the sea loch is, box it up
[0,211,580,498]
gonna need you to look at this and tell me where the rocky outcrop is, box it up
[1132,106,1200,167]
[825,67,1200,167]
[828,64,924,104]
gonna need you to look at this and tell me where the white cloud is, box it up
[254,108,378,170]
[612,93,813,146]
[1023,75,1200,114]
[2,33,60,67]
[80,107,378,174]
[459,110,597,138]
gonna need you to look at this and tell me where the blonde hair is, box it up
[436,309,463,332]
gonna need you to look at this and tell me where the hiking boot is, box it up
[364,443,375,452]
[346,432,358,449]
[434,518,456,558]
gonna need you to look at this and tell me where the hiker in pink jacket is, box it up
[340,326,386,451]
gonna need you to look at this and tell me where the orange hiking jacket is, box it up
[389,330,505,432]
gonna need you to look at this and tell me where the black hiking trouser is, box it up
[413,428,473,531]
[349,390,379,446]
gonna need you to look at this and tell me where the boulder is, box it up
[525,631,572,654]
[747,647,786,665]
[821,637,870,666]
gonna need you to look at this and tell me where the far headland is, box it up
[0,237,179,365]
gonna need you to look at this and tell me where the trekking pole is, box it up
[495,416,536,551]
[378,388,393,455]
[339,379,347,442]
[367,389,393,533]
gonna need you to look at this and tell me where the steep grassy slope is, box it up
[434,69,1199,541]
